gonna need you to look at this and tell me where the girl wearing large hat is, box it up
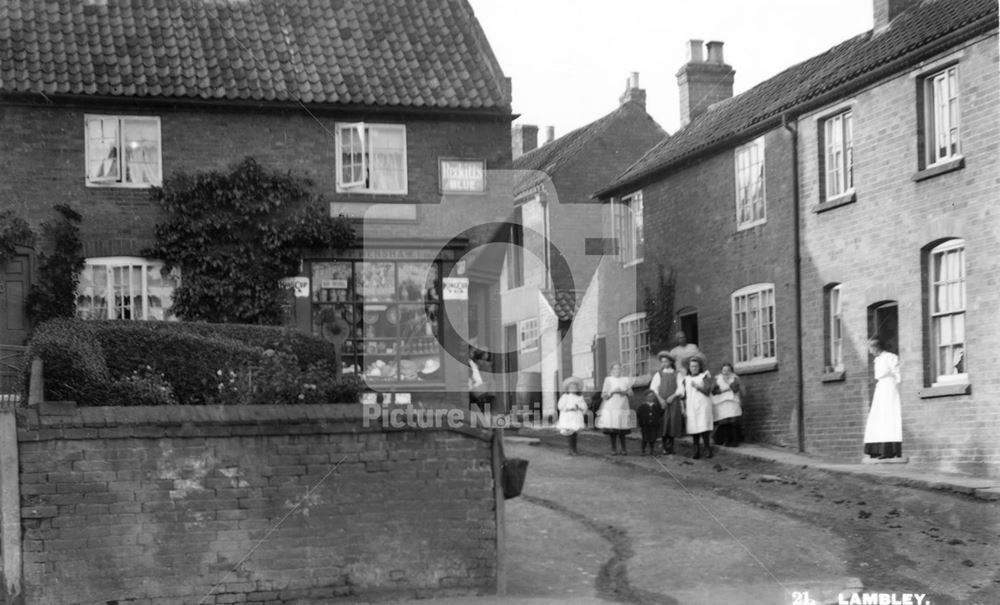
[677,353,714,459]
[556,377,587,455]
[596,362,638,455]
[650,351,684,454]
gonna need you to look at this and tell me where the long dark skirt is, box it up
[864,441,902,458]
[662,401,686,439]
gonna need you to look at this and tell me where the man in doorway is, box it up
[669,331,702,377]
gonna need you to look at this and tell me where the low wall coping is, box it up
[15,403,494,443]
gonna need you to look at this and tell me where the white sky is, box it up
[468,0,875,137]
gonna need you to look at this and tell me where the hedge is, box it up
[26,319,360,406]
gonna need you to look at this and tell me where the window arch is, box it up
[926,239,966,384]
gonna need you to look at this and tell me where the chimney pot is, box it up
[544,126,555,145]
[619,71,647,110]
[686,39,704,63]
[676,40,734,128]
[706,41,725,64]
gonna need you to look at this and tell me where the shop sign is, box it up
[443,277,469,300]
[440,159,485,193]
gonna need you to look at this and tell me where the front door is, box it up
[1,251,32,346]
[869,301,899,354]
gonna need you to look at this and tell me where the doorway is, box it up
[678,309,699,346]
[502,323,518,412]
[868,301,899,354]
[1,251,33,346]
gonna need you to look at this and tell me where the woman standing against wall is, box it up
[679,354,714,459]
[863,337,903,460]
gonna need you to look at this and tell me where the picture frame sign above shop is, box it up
[443,277,469,300]
[440,159,485,193]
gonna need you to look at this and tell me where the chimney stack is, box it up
[543,126,555,146]
[619,71,647,110]
[873,0,921,32]
[512,124,539,159]
[676,39,734,128]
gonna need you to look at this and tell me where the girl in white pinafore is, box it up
[597,363,637,456]
[677,355,714,459]
[863,337,903,459]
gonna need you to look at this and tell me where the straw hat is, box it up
[684,353,708,372]
[561,376,583,391]
[655,350,674,361]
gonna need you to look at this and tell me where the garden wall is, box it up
[8,403,499,604]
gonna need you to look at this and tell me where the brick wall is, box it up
[0,99,512,255]
[13,404,498,604]
[639,126,800,448]
[797,33,1000,476]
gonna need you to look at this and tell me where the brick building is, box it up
[499,75,665,412]
[0,0,514,402]
[597,0,1000,476]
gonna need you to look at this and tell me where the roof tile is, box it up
[0,0,509,110]
[600,0,998,196]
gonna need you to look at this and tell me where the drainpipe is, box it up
[782,112,805,453]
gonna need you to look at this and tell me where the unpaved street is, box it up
[504,432,1000,605]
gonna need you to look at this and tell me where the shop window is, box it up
[618,312,649,376]
[85,115,162,187]
[311,259,441,382]
[731,283,776,370]
[76,257,177,320]
[335,123,407,194]
[735,137,766,229]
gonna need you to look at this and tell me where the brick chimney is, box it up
[619,72,647,110]
[512,124,539,159]
[676,39,734,128]
[873,0,921,32]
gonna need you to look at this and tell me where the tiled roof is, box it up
[597,0,998,197]
[513,101,662,192]
[543,289,580,323]
[0,0,510,110]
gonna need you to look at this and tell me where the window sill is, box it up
[918,383,971,399]
[623,259,643,268]
[736,219,767,233]
[814,192,856,214]
[821,370,846,383]
[912,156,964,182]
[735,360,777,375]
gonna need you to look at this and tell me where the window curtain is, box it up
[87,118,120,181]
[123,118,161,185]
[370,128,406,191]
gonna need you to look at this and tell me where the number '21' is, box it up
[792,592,813,605]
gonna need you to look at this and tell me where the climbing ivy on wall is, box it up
[643,263,677,354]
[0,209,36,266]
[147,157,355,324]
[27,204,85,323]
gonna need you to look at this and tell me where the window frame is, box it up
[734,136,766,230]
[928,239,967,386]
[76,256,177,321]
[84,115,163,188]
[613,191,644,266]
[335,122,408,195]
[923,65,961,168]
[617,311,649,376]
[821,110,854,202]
[518,317,540,353]
[731,283,777,372]
[825,284,844,372]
